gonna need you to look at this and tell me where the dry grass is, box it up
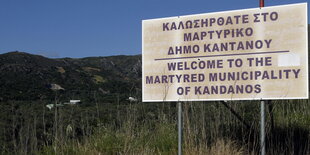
[2,99,309,154]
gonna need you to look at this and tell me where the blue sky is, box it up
[0,0,308,58]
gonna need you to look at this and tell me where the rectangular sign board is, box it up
[142,3,308,102]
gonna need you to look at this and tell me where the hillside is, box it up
[0,51,142,102]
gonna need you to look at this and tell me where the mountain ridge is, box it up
[0,51,141,102]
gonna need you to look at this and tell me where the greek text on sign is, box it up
[142,3,308,102]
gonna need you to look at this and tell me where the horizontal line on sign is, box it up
[154,50,290,61]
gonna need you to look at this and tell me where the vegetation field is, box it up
[0,97,309,154]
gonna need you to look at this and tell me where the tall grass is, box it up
[0,98,309,154]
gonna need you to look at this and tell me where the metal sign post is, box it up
[178,102,182,155]
[259,2,266,155]
[260,100,266,155]
[260,0,264,8]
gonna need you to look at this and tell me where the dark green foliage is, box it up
[0,52,141,102]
